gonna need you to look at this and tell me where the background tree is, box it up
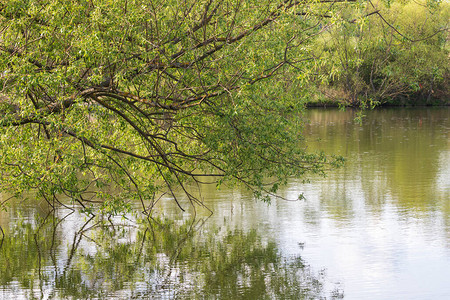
[0,0,344,214]
[306,0,449,106]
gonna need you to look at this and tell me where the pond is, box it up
[1,107,449,299]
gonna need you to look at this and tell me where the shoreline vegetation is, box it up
[305,93,450,107]
[305,98,450,107]
[304,77,449,108]
[300,0,449,109]
[306,102,450,107]
[303,71,450,107]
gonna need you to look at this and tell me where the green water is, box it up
[1,107,449,299]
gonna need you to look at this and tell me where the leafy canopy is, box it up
[0,0,344,213]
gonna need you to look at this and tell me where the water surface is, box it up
[1,107,449,299]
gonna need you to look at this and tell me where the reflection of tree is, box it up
[304,108,449,216]
[0,209,332,299]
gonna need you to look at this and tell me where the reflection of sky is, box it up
[237,177,450,300]
[436,150,450,193]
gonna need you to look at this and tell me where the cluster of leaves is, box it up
[0,0,344,213]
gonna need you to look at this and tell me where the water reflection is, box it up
[0,206,334,299]
[157,107,450,299]
[291,108,450,298]
[305,108,449,213]
[1,107,449,299]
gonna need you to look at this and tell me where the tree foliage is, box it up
[308,0,449,106]
[0,0,344,213]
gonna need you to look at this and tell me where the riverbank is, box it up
[304,80,449,108]
[305,96,450,108]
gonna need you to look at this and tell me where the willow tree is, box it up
[0,0,343,214]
